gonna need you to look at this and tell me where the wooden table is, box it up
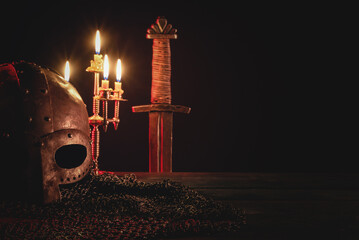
[114,172,359,239]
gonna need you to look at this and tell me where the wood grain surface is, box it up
[113,172,359,239]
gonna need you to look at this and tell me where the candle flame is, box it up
[116,59,121,82]
[104,54,109,80]
[95,30,100,54]
[65,61,70,82]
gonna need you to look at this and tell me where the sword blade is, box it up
[149,111,173,172]
[161,112,173,172]
[149,112,160,172]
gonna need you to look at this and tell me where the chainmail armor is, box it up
[0,172,246,239]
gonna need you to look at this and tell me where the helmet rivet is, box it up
[68,133,72,138]
[28,117,33,122]
[44,117,51,122]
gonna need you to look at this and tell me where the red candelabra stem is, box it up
[93,73,100,113]
[113,100,120,130]
[91,126,100,175]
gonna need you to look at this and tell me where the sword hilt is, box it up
[147,17,177,105]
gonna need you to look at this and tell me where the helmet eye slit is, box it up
[55,144,87,169]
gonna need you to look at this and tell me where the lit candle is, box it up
[115,59,122,91]
[101,54,109,89]
[93,30,103,68]
[95,30,101,54]
[65,61,70,82]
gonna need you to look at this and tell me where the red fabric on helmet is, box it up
[0,63,19,86]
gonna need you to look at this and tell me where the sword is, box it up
[132,17,191,172]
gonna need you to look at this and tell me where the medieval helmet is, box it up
[0,61,92,204]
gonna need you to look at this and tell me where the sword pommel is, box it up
[146,16,177,39]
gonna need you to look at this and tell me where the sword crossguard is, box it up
[132,104,191,114]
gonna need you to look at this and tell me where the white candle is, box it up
[93,30,103,71]
[101,80,109,89]
[101,55,109,88]
[94,54,102,63]
[114,81,122,91]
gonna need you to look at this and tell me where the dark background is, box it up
[1,2,353,172]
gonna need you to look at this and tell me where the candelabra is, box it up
[86,51,126,175]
